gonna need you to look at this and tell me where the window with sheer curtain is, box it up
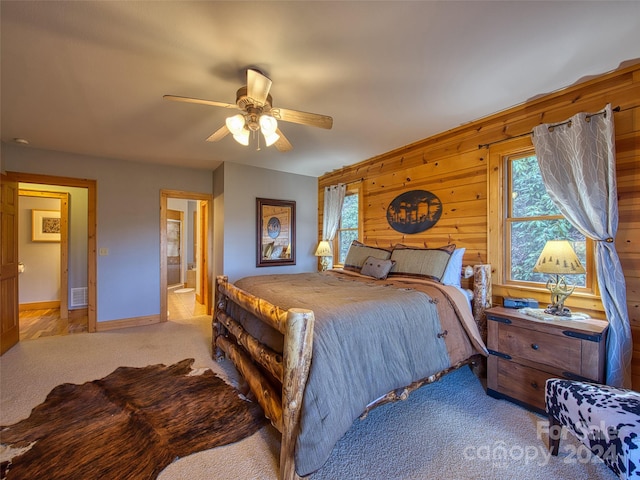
[333,186,361,265]
[506,152,593,291]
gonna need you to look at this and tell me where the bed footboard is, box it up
[214,275,314,480]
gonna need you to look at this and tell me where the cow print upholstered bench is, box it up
[545,378,640,480]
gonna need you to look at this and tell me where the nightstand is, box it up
[485,306,608,414]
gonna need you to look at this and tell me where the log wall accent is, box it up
[318,62,640,389]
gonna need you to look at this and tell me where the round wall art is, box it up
[267,217,281,238]
[386,189,443,234]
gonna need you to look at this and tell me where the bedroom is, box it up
[1,1,640,479]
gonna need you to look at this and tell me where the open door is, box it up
[1,174,20,354]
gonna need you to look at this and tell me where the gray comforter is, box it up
[233,270,486,476]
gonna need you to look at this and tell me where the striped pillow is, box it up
[389,244,456,282]
[343,241,392,272]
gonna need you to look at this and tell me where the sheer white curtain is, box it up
[532,104,631,387]
[322,184,346,242]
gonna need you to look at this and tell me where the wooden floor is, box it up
[19,288,206,341]
[19,308,88,340]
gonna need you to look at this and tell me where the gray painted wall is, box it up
[215,161,317,282]
[3,143,214,322]
[3,143,318,324]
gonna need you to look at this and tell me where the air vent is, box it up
[70,287,88,307]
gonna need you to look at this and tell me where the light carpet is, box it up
[0,314,615,480]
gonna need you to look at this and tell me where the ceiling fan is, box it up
[164,68,333,151]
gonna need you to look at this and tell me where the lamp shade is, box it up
[314,240,332,257]
[259,114,278,135]
[263,130,280,147]
[533,240,585,275]
[232,129,250,146]
[225,114,246,135]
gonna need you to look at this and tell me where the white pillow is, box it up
[441,248,465,287]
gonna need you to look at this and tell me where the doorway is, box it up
[16,189,79,339]
[1,172,97,355]
[160,190,212,322]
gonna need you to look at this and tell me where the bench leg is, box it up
[548,415,562,456]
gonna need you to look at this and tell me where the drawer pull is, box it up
[531,381,539,389]
[487,349,512,360]
[487,315,512,325]
[531,343,539,350]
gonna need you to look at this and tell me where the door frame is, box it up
[160,190,213,321]
[5,172,97,332]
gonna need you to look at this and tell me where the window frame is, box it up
[332,184,363,267]
[487,138,599,308]
[504,151,594,292]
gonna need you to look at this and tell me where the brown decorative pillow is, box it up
[389,244,456,282]
[343,240,392,272]
[360,256,396,280]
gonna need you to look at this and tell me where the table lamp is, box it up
[314,240,332,271]
[533,240,586,317]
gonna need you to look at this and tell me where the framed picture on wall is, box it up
[32,209,61,242]
[256,198,296,267]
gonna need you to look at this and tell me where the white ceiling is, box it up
[2,1,639,178]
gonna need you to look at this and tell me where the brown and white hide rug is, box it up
[0,358,266,480]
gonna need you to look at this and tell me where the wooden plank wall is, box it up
[318,63,640,389]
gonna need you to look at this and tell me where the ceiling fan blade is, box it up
[247,69,272,106]
[163,94,237,109]
[274,128,293,152]
[206,125,230,142]
[270,107,333,130]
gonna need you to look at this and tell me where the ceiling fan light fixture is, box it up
[225,114,246,135]
[263,131,280,147]
[232,128,250,146]
[165,66,333,152]
[259,114,278,135]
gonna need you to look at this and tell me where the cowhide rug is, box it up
[0,358,266,480]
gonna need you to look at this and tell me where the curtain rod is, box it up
[478,105,621,150]
[345,178,363,186]
[325,179,363,188]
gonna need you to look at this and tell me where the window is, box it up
[333,187,361,265]
[506,152,591,289]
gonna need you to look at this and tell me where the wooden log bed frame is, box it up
[213,265,492,480]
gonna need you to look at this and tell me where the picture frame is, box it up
[256,198,296,267]
[32,209,61,242]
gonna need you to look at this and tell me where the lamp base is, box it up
[543,305,573,317]
[320,257,329,272]
[544,274,577,317]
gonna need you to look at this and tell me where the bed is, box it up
[213,241,491,480]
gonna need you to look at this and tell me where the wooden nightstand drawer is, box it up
[486,306,608,414]
[498,326,581,373]
[492,357,557,412]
